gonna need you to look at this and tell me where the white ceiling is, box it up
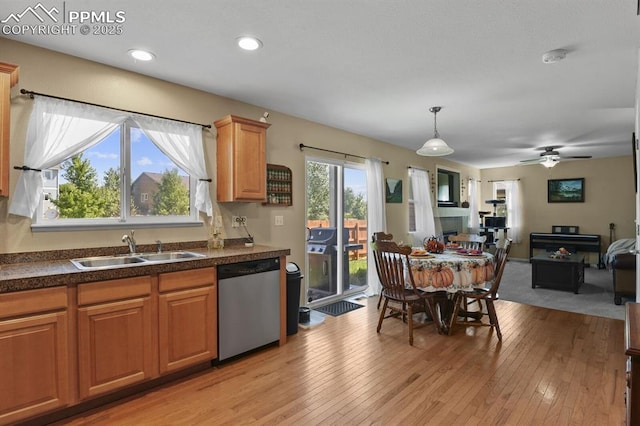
[3,0,640,169]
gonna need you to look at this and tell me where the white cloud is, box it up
[88,151,118,159]
[137,157,153,166]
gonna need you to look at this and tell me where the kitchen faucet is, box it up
[122,230,137,254]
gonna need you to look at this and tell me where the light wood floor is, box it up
[56,298,626,425]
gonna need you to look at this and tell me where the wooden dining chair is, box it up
[372,232,394,309]
[448,233,487,251]
[448,239,512,341]
[372,240,442,345]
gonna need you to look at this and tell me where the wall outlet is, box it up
[275,215,284,226]
[232,216,247,228]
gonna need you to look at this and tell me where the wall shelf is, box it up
[264,164,292,206]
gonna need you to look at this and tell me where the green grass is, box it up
[349,258,368,286]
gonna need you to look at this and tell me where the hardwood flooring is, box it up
[56,298,626,425]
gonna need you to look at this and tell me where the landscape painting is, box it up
[548,178,584,203]
[385,178,402,203]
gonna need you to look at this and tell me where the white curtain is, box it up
[9,96,212,219]
[410,168,436,245]
[467,178,480,231]
[9,97,128,218]
[133,115,212,217]
[502,180,523,243]
[365,158,386,297]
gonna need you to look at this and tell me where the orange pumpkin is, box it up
[428,266,454,288]
[471,264,485,284]
[423,236,445,254]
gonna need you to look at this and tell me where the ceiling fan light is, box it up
[417,138,455,156]
[541,157,558,168]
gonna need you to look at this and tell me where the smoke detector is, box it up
[542,49,568,64]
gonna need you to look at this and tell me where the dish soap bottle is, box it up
[207,218,224,250]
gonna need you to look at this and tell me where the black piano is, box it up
[529,232,603,268]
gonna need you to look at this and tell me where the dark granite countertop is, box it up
[0,240,290,294]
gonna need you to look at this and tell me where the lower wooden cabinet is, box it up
[0,287,69,425]
[77,276,154,400]
[158,268,217,374]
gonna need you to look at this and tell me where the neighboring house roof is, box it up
[132,172,189,189]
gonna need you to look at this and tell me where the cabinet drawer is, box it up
[159,267,216,292]
[78,276,151,306]
[0,287,66,319]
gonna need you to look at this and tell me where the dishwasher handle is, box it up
[218,257,280,280]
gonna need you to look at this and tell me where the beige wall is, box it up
[0,38,481,269]
[2,38,633,268]
[480,157,636,262]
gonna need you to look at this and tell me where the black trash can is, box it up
[286,262,304,335]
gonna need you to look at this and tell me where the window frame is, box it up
[31,120,201,232]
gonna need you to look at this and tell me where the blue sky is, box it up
[344,167,367,197]
[61,128,185,184]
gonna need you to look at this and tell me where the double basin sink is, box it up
[71,251,205,271]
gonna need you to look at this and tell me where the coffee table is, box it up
[531,253,585,294]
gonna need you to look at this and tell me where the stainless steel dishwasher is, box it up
[217,257,281,361]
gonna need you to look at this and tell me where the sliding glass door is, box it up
[305,158,368,305]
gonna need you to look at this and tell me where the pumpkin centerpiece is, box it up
[423,236,445,254]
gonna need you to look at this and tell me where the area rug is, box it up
[499,259,626,320]
[314,300,364,317]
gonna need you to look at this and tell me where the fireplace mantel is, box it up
[435,207,470,218]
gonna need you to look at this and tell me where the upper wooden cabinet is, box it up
[0,62,19,198]
[214,115,270,202]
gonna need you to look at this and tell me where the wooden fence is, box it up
[307,219,368,260]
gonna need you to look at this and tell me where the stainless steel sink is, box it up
[138,251,205,261]
[70,251,205,271]
[71,255,147,270]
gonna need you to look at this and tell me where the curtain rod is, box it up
[487,178,521,182]
[20,89,212,129]
[299,143,389,164]
[407,166,429,173]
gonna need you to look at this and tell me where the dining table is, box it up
[408,249,496,333]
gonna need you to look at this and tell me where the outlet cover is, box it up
[275,215,284,226]
[232,216,240,228]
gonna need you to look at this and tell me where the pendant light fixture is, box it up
[417,106,454,156]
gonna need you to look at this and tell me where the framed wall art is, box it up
[548,178,584,203]
[385,178,402,203]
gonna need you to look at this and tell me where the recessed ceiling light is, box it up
[128,49,155,61]
[236,36,262,51]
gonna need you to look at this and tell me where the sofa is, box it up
[612,252,636,305]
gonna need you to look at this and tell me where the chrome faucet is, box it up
[156,240,162,253]
[122,230,137,255]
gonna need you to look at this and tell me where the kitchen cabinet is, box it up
[264,163,292,206]
[0,62,19,197]
[0,287,69,425]
[214,114,270,202]
[77,276,154,400]
[158,267,217,374]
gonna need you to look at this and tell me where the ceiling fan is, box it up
[519,146,592,168]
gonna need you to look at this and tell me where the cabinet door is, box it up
[0,62,19,197]
[77,297,153,400]
[233,121,266,200]
[158,285,217,374]
[215,115,269,202]
[0,311,68,424]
